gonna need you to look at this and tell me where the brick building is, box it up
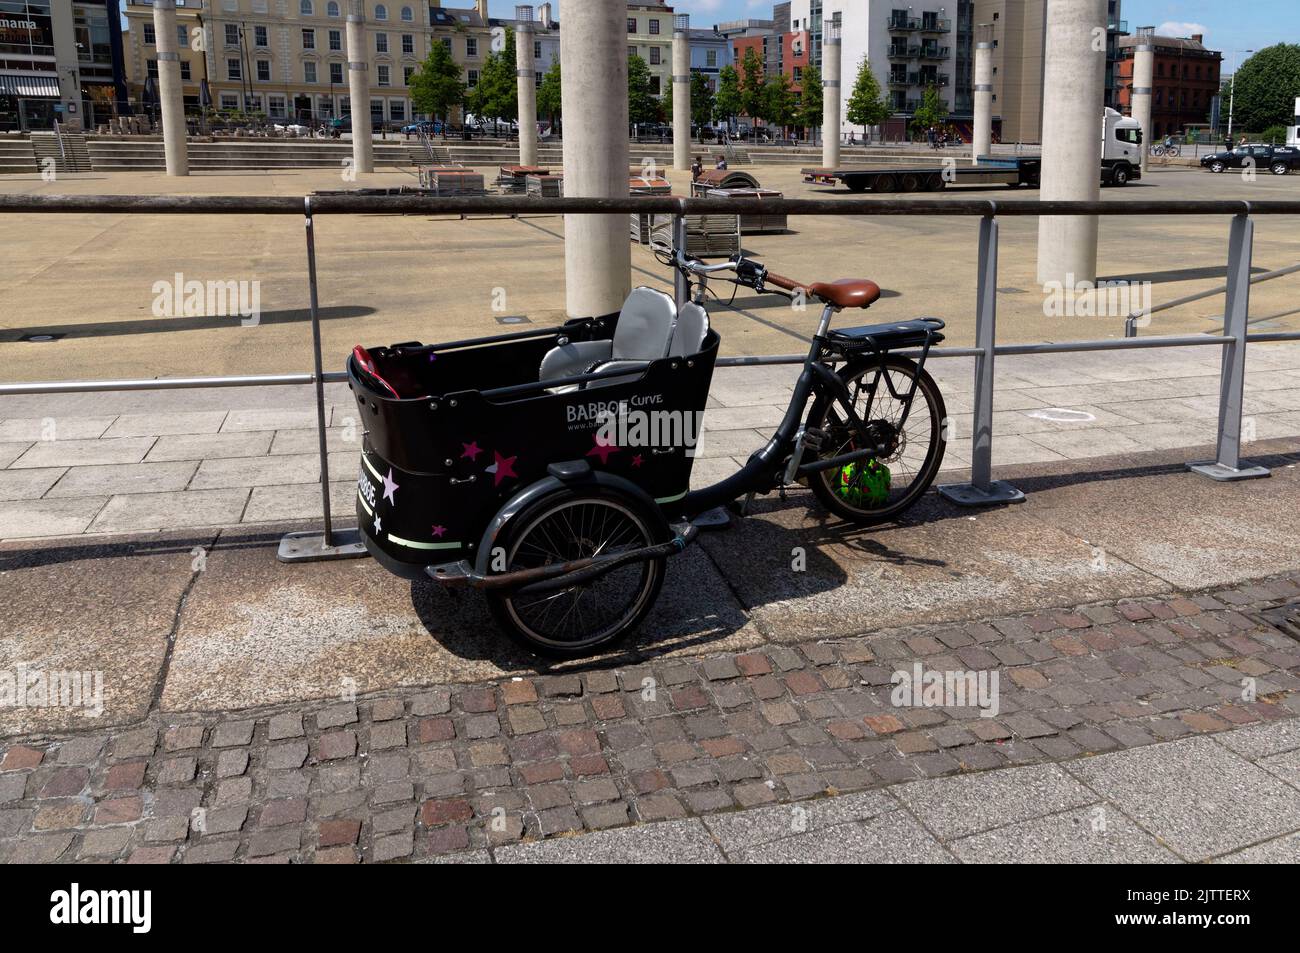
[1116,31,1221,139]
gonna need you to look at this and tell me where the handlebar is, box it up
[672,250,798,296]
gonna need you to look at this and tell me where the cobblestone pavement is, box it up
[2,573,1298,863]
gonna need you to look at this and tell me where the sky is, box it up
[484,0,1293,72]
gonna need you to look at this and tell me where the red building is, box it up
[1116,33,1222,139]
[730,29,811,111]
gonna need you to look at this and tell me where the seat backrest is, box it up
[668,302,710,357]
[612,287,677,361]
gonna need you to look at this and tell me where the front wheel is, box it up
[1209,161,1225,173]
[486,487,667,657]
[805,355,947,525]
[1111,165,1129,186]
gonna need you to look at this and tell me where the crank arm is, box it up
[797,444,886,476]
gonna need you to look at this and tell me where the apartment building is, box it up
[625,0,673,97]
[123,0,493,125]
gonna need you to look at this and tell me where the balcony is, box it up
[888,74,910,87]
[1108,18,1128,33]
[919,18,951,33]
[919,45,949,59]
[888,45,909,58]
[887,16,917,31]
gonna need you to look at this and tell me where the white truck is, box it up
[805,108,1144,192]
[1288,96,1299,147]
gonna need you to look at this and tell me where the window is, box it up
[327,0,339,15]
[177,25,188,48]
[650,76,660,94]
[328,29,341,51]
[403,66,414,84]
[441,36,451,50]
[466,36,478,56]
[330,61,344,84]
[255,25,268,47]
[221,93,239,109]
[401,34,414,54]
[302,29,315,49]
[375,33,387,53]
[535,70,542,86]
[374,4,387,19]
[793,66,802,83]
[180,61,192,80]
[649,47,660,65]
[304,60,317,83]
[143,23,155,45]
[389,100,405,120]
[146,59,158,78]
[467,69,479,88]
[377,64,390,86]
[706,49,717,67]
[268,95,286,118]
[370,98,384,122]
[627,18,636,33]
[400,6,413,21]
[227,58,241,80]
[649,19,659,34]
[300,0,312,14]
[534,40,541,59]
[256,59,270,81]
[628,46,636,58]
[225,24,239,46]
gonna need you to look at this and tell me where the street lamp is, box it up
[1226,48,1253,140]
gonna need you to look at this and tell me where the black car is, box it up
[1200,144,1300,175]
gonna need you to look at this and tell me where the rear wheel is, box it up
[805,355,947,525]
[487,488,667,657]
[872,173,898,193]
[899,172,923,192]
[1271,161,1289,176]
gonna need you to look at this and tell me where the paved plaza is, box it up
[1,157,1299,866]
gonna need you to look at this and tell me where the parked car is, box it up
[400,120,444,136]
[1200,144,1300,175]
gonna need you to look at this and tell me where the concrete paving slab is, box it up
[0,442,31,469]
[0,497,107,538]
[699,489,1164,639]
[892,764,1096,840]
[0,416,116,441]
[1256,750,1300,792]
[44,461,198,498]
[10,436,156,469]
[189,452,353,490]
[1020,427,1151,459]
[737,811,954,863]
[221,408,322,433]
[268,428,364,456]
[89,488,251,534]
[0,532,202,731]
[948,804,1180,864]
[144,431,275,463]
[494,818,724,863]
[1064,736,1300,862]
[1213,832,1300,863]
[1213,720,1300,760]
[0,467,66,502]
[702,790,897,856]
[101,411,229,438]
[241,481,358,523]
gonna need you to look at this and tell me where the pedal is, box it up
[801,427,828,453]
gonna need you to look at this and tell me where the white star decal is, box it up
[374,515,383,534]
[382,468,399,505]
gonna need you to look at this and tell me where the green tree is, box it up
[1227,44,1300,132]
[537,58,562,133]
[690,72,715,129]
[465,28,517,132]
[408,41,465,133]
[798,63,823,135]
[714,64,742,128]
[627,54,659,126]
[909,84,949,136]
[739,47,765,120]
[762,73,797,133]
[845,56,889,138]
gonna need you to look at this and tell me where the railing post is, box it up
[278,196,369,562]
[938,211,1025,507]
[673,210,689,308]
[1188,212,1270,482]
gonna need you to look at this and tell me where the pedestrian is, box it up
[927,125,936,149]
[715,154,728,171]
[691,156,702,181]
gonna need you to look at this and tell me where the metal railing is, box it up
[2,194,1299,557]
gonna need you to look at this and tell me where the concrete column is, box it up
[1131,27,1154,177]
[560,0,630,318]
[972,37,993,163]
[346,8,373,174]
[153,0,189,176]
[822,20,841,169]
[515,8,537,166]
[672,15,690,173]
[1036,0,1106,287]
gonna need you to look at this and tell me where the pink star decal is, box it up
[632,454,644,468]
[431,525,447,537]
[461,441,482,461]
[586,433,620,465]
[485,450,518,486]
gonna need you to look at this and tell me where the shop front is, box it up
[0,0,61,130]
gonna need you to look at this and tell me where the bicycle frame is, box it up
[673,271,923,521]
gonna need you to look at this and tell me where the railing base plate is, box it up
[1186,461,1270,482]
[277,527,369,563]
[936,480,1026,507]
